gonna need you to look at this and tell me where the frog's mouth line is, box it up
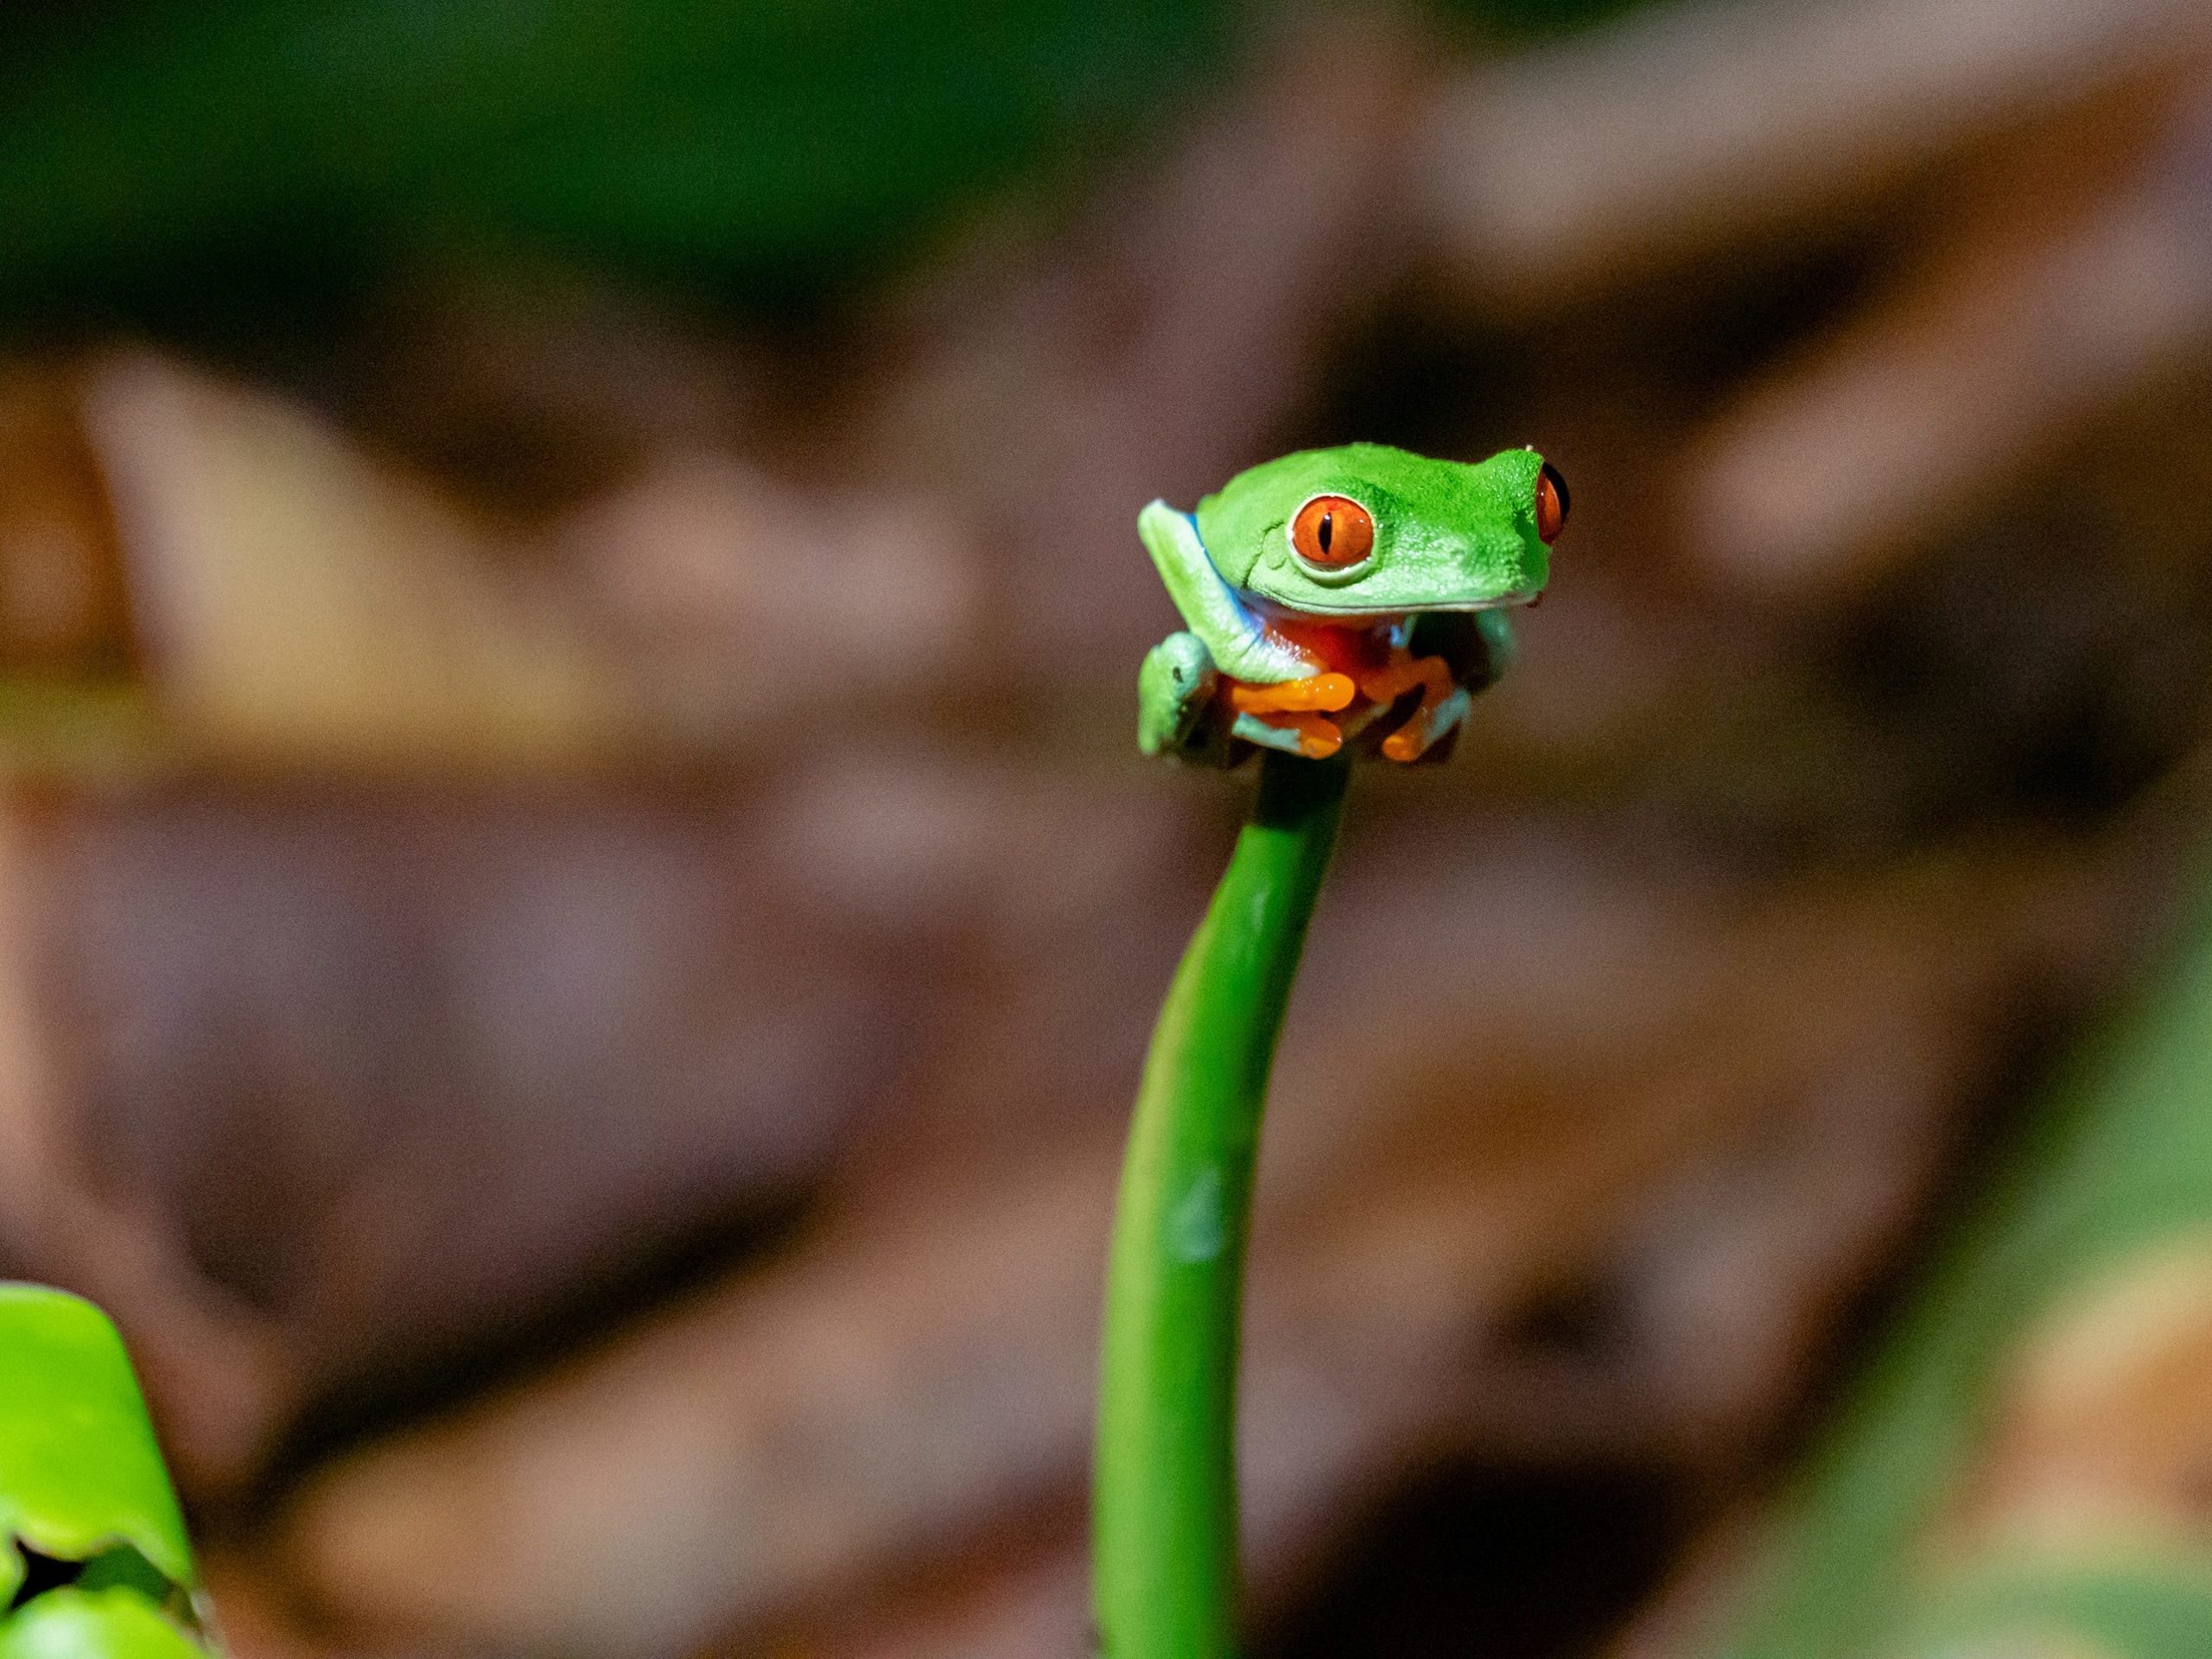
[1267,589,1542,618]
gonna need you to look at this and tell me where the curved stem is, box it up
[1094,749,1351,1659]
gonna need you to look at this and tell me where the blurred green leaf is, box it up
[0,1590,204,1659]
[0,1287,194,1606]
[0,0,1229,319]
[1705,864,2212,1658]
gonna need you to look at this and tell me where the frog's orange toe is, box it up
[1296,673,1357,713]
[1379,728,1422,763]
[1228,673,1356,715]
[1255,711,1342,758]
[1298,724,1343,760]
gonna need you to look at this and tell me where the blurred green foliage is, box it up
[0,1287,194,1605]
[0,1287,204,1656]
[1710,857,2212,1658]
[0,0,1662,332]
[0,0,1230,322]
[0,1591,206,1659]
[1440,0,1656,42]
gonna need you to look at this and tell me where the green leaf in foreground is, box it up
[0,1285,200,1645]
[0,1590,205,1659]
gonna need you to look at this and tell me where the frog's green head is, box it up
[1192,442,1563,617]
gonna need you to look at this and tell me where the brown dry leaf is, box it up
[84,353,641,773]
[1411,0,2212,308]
[559,454,976,750]
[0,365,135,678]
[0,806,291,1491]
[1687,69,2212,601]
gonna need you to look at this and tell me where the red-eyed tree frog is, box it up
[1137,443,1565,764]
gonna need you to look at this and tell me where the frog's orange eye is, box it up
[1535,461,1569,543]
[1290,495,1375,569]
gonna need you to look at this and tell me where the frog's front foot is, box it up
[1224,674,1354,759]
[1225,673,1356,716]
[1139,631,1221,760]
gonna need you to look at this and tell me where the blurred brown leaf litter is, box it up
[2,0,2212,1654]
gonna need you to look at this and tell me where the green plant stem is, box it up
[1094,748,1351,1659]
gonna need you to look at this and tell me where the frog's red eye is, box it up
[1535,461,1569,543]
[1290,495,1375,569]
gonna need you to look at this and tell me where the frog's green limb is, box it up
[1137,502,1311,685]
[1138,631,1218,759]
[0,1589,206,1659]
[1094,749,1350,1659]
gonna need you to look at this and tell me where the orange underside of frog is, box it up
[1220,619,1457,762]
